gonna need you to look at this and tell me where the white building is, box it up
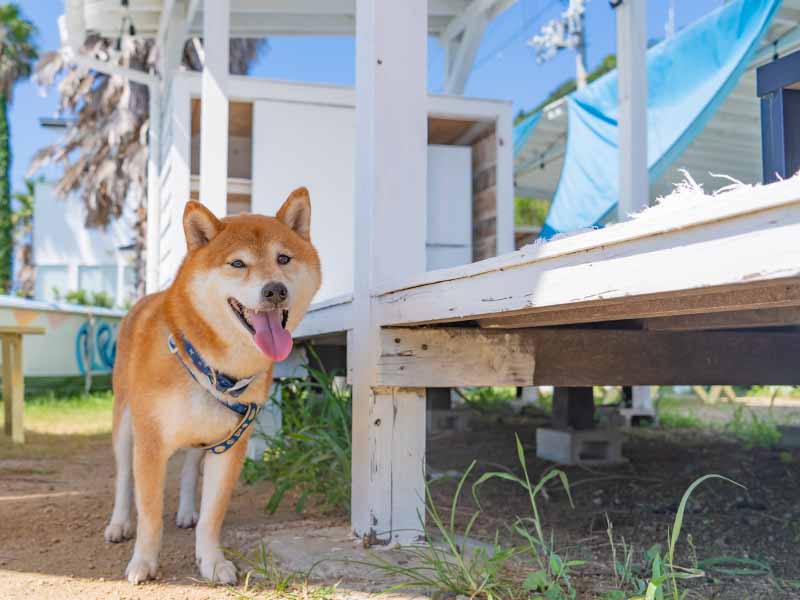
[33,179,136,307]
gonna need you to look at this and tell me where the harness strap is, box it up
[168,334,262,454]
[201,402,260,454]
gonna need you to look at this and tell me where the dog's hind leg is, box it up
[105,406,134,543]
[176,448,204,528]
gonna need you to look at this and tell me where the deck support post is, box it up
[552,387,595,430]
[351,0,428,545]
[615,0,650,420]
[199,0,229,217]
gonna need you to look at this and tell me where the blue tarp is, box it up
[534,0,781,238]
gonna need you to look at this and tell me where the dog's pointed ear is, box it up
[183,201,223,251]
[277,187,311,241]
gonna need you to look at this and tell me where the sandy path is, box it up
[0,432,330,599]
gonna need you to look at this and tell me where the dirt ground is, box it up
[0,431,334,600]
[2,405,800,599]
[427,413,800,599]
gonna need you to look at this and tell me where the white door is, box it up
[251,100,356,303]
[426,145,472,270]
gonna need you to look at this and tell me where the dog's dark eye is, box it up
[277,254,291,265]
[229,259,246,269]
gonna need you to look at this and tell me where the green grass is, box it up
[0,390,113,460]
[655,393,788,448]
[458,386,518,414]
[724,405,782,449]
[361,436,582,600]
[745,385,800,398]
[244,354,351,515]
[1,390,113,435]
[657,410,705,430]
[360,435,767,600]
[228,544,338,600]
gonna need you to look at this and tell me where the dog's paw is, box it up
[125,556,158,584]
[176,510,199,529]
[104,520,134,543]
[198,555,237,585]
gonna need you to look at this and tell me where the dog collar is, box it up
[168,334,262,454]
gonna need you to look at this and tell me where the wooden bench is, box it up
[1,326,45,443]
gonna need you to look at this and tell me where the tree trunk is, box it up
[133,191,146,300]
[0,96,12,292]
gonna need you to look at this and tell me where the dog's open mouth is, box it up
[228,298,292,362]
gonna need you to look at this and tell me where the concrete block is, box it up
[777,425,800,449]
[427,409,471,434]
[246,400,282,460]
[536,427,626,466]
[618,407,657,427]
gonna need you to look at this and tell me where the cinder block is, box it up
[246,401,282,460]
[777,425,800,449]
[618,407,658,428]
[427,409,471,434]
[536,427,626,466]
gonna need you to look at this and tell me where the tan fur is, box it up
[107,188,321,584]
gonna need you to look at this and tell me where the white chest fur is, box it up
[159,385,243,451]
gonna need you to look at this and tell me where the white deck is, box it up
[292,176,800,338]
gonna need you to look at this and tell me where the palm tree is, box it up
[11,177,36,298]
[0,4,37,293]
[30,35,265,299]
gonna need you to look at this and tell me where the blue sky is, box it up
[10,0,724,193]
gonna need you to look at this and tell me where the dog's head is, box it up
[177,188,321,363]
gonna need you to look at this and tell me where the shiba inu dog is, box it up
[105,188,321,584]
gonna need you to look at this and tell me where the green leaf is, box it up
[524,570,549,591]
[668,475,744,563]
[550,553,564,575]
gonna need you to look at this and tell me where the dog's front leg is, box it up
[125,433,169,584]
[195,434,248,584]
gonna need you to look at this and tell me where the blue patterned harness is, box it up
[168,334,262,454]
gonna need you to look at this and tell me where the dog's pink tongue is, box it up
[249,310,293,362]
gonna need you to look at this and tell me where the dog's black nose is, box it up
[262,282,288,306]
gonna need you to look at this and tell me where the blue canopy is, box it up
[514,0,781,238]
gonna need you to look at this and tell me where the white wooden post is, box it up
[351,0,428,545]
[145,85,161,294]
[616,0,651,416]
[496,106,515,255]
[199,0,229,217]
[616,0,647,218]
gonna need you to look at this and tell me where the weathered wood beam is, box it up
[377,328,535,387]
[376,327,800,387]
[478,281,800,329]
[531,329,800,386]
[643,306,800,331]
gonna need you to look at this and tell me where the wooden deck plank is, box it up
[376,186,800,327]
